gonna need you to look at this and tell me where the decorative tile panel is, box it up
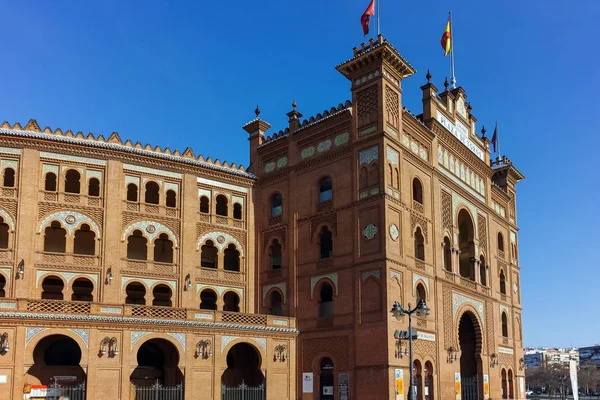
[262,282,286,304]
[26,327,47,345]
[122,220,177,247]
[36,271,98,288]
[168,333,186,350]
[86,170,103,181]
[310,272,338,299]
[164,182,179,193]
[198,188,211,199]
[125,175,140,186]
[0,147,21,155]
[38,211,101,238]
[359,146,378,165]
[361,270,380,281]
[386,146,399,166]
[197,177,248,193]
[390,270,402,283]
[301,147,315,159]
[122,277,176,292]
[317,140,332,153]
[358,125,377,137]
[1,160,18,170]
[124,163,181,179]
[41,151,106,166]
[0,301,16,309]
[69,328,89,347]
[131,331,150,348]
[196,231,244,256]
[252,337,267,353]
[221,335,237,351]
[499,304,509,315]
[0,211,14,229]
[362,224,377,240]
[334,132,349,146]
[452,292,485,324]
[412,273,429,295]
[264,162,275,173]
[276,157,288,168]
[43,164,60,175]
[232,196,244,207]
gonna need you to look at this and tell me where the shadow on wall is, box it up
[25,335,86,386]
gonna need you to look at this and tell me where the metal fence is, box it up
[46,382,87,400]
[462,376,479,400]
[131,382,183,400]
[222,382,265,400]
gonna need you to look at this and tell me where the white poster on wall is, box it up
[302,372,313,393]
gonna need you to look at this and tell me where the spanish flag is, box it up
[441,17,452,56]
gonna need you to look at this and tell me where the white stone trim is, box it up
[124,163,182,179]
[196,232,243,256]
[41,151,106,166]
[262,282,286,304]
[310,272,338,299]
[38,211,101,238]
[122,220,178,247]
[412,273,430,296]
[197,177,248,193]
[122,276,176,292]
[36,270,98,288]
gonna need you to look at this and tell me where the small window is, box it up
[319,282,334,317]
[443,237,452,272]
[65,169,81,194]
[479,256,487,286]
[216,195,228,216]
[269,291,283,316]
[44,221,66,253]
[359,167,368,189]
[3,168,15,187]
[502,312,509,337]
[153,233,173,263]
[270,239,282,270]
[166,190,176,208]
[416,283,426,303]
[0,274,6,298]
[125,282,146,305]
[271,193,282,217]
[223,291,240,312]
[152,284,172,307]
[127,230,147,260]
[71,278,93,302]
[200,289,217,310]
[201,240,218,269]
[414,227,425,261]
[0,217,8,249]
[498,232,505,252]
[200,196,210,213]
[412,178,423,204]
[41,276,64,300]
[224,244,240,272]
[88,178,100,197]
[127,183,138,202]
[318,177,332,203]
[74,224,95,255]
[319,226,333,259]
[233,203,242,220]
[45,172,57,192]
[145,182,159,204]
[500,270,507,295]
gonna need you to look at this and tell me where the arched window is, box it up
[125,282,146,305]
[216,195,228,216]
[319,282,334,317]
[443,236,452,272]
[359,166,368,189]
[368,163,379,186]
[71,278,93,302]
[271,193,282,217]
[414,227,425,261]
[394,167,400,189]
[413,360,423,400]
[45,172,57,191]
[0,274,5,298]
[153,233,173,263]
[424,361,434,400]
[0,217,9,249]
[269,291,283,316]
[508,369,514,399]
[200,196,209,213]
[319,226,333,259]
[73,224,95,255]
[41,276,64,300]
[166,190,177,208]
[269,239,282,270]
[200,289,217,310]
[498,232,505,252]
[500,270,507,295]
[127,230,147,260]
[223,292,240,312]
[412,178,423,204]
[201,240,218,269]
[458,210,475,280]
[502,312,509,337]
[145,181,159,204]
[152,284,172,307]
[319,177,332,203]
[3,168,15,187]
[388,165,393,187]
[88,178,100,197]
[501,369,508,399]
[479,255,487,286]
[233,203,242,220]
[64,169,81,194]
[44,221,66,253]
[224,244,240,272]
[127,183,138,202]
[416,283,426,303]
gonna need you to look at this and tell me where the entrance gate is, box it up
[461,376,479,400]
[44,382,86,400]
[221,382,265,400]
[131,382,183,400]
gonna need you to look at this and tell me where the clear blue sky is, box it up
[2,1,598,347]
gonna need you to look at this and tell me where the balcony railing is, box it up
[196,212,245,229]
[40,190,103,207]
[38,252,100,267]
[14,299,294,329]
[198,267,244,282]
[1,187,17,198]
[413,200,424,214]
[123,200,179,218]
[123,259,178,274]
[459,277,478,291]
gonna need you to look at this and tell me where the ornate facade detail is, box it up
[309,211,337,239]
[478,214,488,254]
[389,224,399,241]
[362,224,377,240]
[121,277,177,292]
[168,332,186,350]
[486,301,495,355]
[359,146,379,165]
[196,231,244,256]
[357,85,378,127]
[196,284,243,298]
[413,337,437,363]
[302,336,350,371]
[452,292,485,324]
[68,328,89,347]
[38,211,101,238]
[26,327,47,345]
[389,270,402,283]
[443,286,454,347]
[385,85,400,130]
[310,272,338,299]
[361,270,380,281]
[122,212,180,238]
[122,220,178,247]
[221,335,266,354]
[262,282,287,304]
[412,273,430,295]
[35,270,99,288]
[131,331,150,348]
[441,190,452,233]
[0,209,14,229]
[410,212,429,243]
[386,146,399,166]
[263,226,286,250]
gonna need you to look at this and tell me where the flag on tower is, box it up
[491,123,498,153]
[440,17,452,56]
[361,0,375,36]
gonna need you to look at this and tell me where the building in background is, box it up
[249,35,525,400]
[524,347,579,369]
[579,345,600,367]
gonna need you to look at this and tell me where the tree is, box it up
[578,361,600,396]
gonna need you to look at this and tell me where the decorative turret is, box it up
[286,100,303,134]
[243,105,271,173]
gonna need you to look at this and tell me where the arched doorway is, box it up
[26,334,86,388]
[131,338,182,387]
[222,343,264,399]
[459,312,482,400]
[319,357,334,400]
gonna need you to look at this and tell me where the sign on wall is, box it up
[484,375,489,399]
[395,369,404,400]
[302,372,313,393]
[338,372,349,400]
[455,372,462,400]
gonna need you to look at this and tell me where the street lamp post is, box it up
[390,299,430,400]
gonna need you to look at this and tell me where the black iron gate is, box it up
[461,376,479,400]
[46,382,86,400]
[132,382,183,400]
[222,382,265,400]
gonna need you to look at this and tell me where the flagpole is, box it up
[450,10,456,89]
[377,0,380,35]
[496,120,501,161]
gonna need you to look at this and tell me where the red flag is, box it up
[361,0,375,36]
